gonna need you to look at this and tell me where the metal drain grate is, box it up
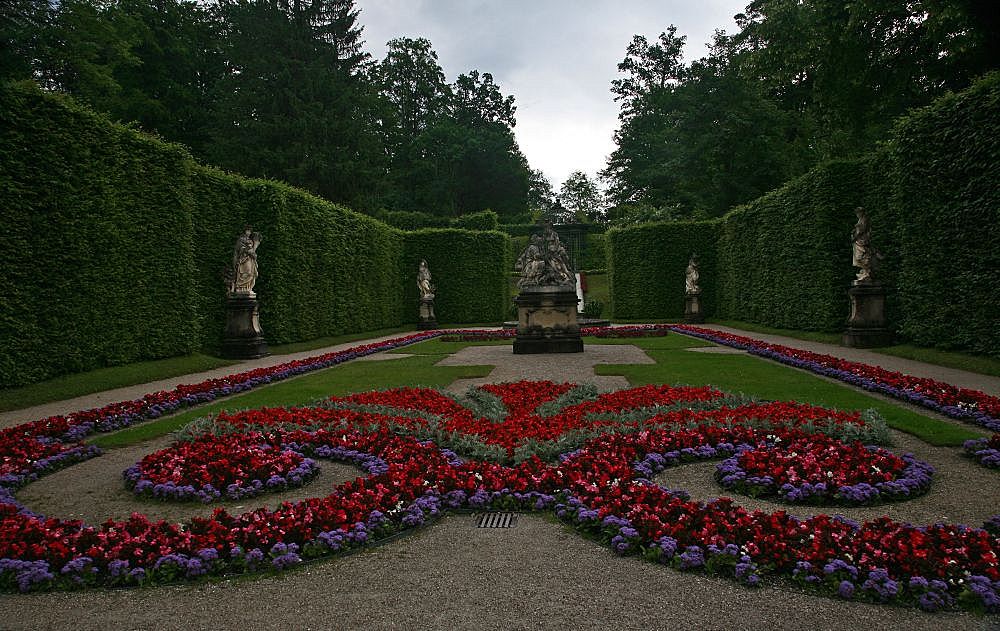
[475,512,518,528]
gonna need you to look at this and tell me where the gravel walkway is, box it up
[2,328,999,629]
[696,324,1000,397]
[439,344,654,394]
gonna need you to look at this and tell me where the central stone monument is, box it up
[512,221,583,353]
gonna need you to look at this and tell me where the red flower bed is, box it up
[124,433,317,502]
[0,380,997,612]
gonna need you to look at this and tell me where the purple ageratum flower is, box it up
[965,575,1000,613]
[610,535,631,555]
[656,536,678,560]
[678,546,705,569]
[838,580,856,599]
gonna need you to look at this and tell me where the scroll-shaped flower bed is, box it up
[0,380,997,615]
[124,432,320,502]
[715,435,933,504]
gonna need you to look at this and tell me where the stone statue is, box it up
[685,253,700,294]
[417,259,435,300]
[544,225,574,286]
[227,226,262,296]
[516,224,575,288]
[851,206,878,283]
[516,234,547,288]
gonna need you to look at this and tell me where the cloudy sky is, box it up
[356,0,748,189]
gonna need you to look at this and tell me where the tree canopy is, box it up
[603,0,999,219]
[3,0,533,218]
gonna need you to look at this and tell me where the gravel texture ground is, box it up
[1,328,999,629]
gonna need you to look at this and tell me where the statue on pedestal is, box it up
[684,253,704,323]
[417,259,437,329]
[843,207,891,347]
[512,222,582,353]
[221,226,268,358]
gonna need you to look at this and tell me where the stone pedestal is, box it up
[513,286,583,354]
[842,282,893,347]
[222,294,269,359]
[418,298,438,330]
[684,291,704,324]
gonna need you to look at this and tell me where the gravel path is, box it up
[440,344,654,394]
[16,436,363,526]
[655,429,999,527]
[2,329,999,629]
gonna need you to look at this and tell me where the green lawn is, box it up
[90,332,981,450]
[91,353,492,448]
[595,337,983,446]
[0,354,236,413]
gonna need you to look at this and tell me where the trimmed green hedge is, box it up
[0,82,199,387]
[403,229,510,323]
[886,72,1000,356]
[715,160,861,331]
[608,221,718,319]
[190,168,408,348]
[1,82,511,387]
[580,233,607,271]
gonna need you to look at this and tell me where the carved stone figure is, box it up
[516,234,547,288]
[228,226,262,296]
[516,225,575,289]
[851,206,877,283]
[685,253,700,294]
[417,259,435,300]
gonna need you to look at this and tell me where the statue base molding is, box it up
[842,282,893,348]
[513,286,583,354]
[417,298,437,330]
[684,292,704,324]
[222,294,269,359]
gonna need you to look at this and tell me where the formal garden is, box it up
[2,1,999,628]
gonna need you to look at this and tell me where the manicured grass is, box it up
[595,338,984,446]
[389,337,512,355]
[0,354,237,413]
[708,319,843,344]
[874,344,1000,378]
[266,326,415,355]
[91,354,492,448]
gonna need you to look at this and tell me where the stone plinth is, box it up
[418,298,438,330]
[222,294,269,359]
[513,286,583,354]
[842,282,893,348]
[684,291,704,324]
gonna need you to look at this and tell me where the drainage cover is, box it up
[475,512,518,528]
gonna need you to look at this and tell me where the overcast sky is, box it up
[356,0,748,189]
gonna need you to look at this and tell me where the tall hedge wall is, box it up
[0,82,199,387]
[403,229,510,323]
[886,72,1000,356]
[190,167,408,349]
[715,161,862,331]
[608,221,718,320]
[2,82,511,387]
